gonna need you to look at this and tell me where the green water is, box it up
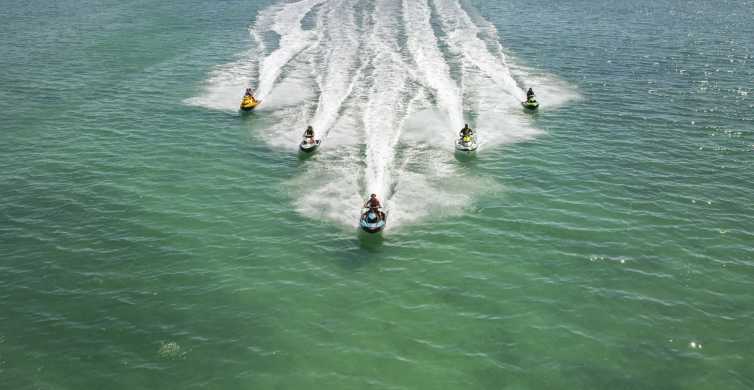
[1,0,753,389]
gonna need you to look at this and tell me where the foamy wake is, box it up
[189,0,579,230]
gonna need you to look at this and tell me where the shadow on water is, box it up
[522,106,541,118]
[358,229,385,250]
[297,149,316,162]
[454,150,478,163]
[239,109,262,125]
[330,230,387,270]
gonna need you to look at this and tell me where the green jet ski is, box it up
[522,97,539,110]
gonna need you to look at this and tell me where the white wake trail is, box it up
[309,0,363,139]
[184,0,322,111]
[432,0,551,146]
[256,0,326,100]
[189,0,579,230]
[402,0,464,137]
[362,0,412,202]
[434,0,523,103]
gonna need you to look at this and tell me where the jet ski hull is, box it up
[240,99,260,111]
[360,211,386,233]
[521,101,539,110]
[455,139,478,152]
[299,139,321,153]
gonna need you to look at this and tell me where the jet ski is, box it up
[455,134,478,152]
[360,208,386,233]
[522,97,539,110]
[299,137,321,153]
[240,95,260,111]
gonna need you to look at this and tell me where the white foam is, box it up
[256,0,327,99]
[288,149,365,227]
[183,57,256,111]
[403,0,463,131]
[510,65,582,109]
[309,0,363,138]
[434,0,522,101]
[361,0,412,203]
[259,76,315,111]
[433,0,578,147]
[184,0,322,111]
[188,0,578,229]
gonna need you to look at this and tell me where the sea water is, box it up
[1,0,753,388]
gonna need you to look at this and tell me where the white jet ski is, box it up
[299,137,321,153]
[455,134,478,152]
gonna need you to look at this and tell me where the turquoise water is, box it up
[2,0,753,388]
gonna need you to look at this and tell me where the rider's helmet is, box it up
[370,194,376,198]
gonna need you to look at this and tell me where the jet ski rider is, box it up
[244,88,256,100]
[526,88,535,102]
[303,125,315,144]
[460,123,474,138]
[364,194,383,221]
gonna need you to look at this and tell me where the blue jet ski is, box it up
[360,208,386,233]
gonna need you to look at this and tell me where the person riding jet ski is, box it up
[526,88,535,102]
[521,88,539,110]
[299,125,321,152]
[460,123,474,138]
[456,123,478,152]
[243,88,258,103]
[240,88,260,111]
[303,125,315,143]
[363,194,383,221]
[360,194,386,232]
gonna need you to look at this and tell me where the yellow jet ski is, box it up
[240,95,260,111]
